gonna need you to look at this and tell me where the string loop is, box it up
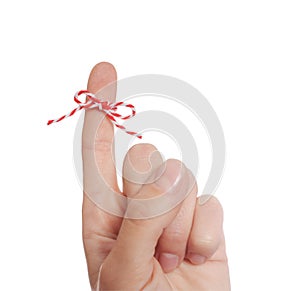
[47,90,142,139]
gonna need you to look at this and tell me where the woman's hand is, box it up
[82,62,230,290]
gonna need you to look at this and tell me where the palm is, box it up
[84,200,230,291]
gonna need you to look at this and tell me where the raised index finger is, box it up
[82,62,122,288]
[82,62,119,194]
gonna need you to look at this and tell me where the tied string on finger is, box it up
[47,90,142,139]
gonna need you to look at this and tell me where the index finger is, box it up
[82,62,123,287]
[82,62,119,194]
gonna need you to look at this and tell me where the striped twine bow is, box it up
[47,90,142,139]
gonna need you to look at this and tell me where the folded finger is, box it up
[155,170,197,273]
[186,195,224,264]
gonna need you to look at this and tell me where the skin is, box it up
[82,62,230,290]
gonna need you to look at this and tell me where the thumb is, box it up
[100,159,192,290]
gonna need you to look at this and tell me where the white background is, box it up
[0,1,300,290]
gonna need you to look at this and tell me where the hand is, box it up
[82,62,230,290]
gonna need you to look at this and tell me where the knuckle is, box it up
[94,138,113,154]
[208,195,223,209]
[166,158,184,167]
[192,234,219,254]
[198,235,215,248]
[170,233,188,245]
[201,195,223,211]
[163,228,188,244]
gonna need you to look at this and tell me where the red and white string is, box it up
[47,90,142,139]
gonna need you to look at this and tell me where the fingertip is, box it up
[87,62,117,94]
[90,62,117,77]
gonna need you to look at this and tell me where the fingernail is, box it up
[187,253,206,265]
[158,253,179,273]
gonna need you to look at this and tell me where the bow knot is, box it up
[47,90,142,139]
